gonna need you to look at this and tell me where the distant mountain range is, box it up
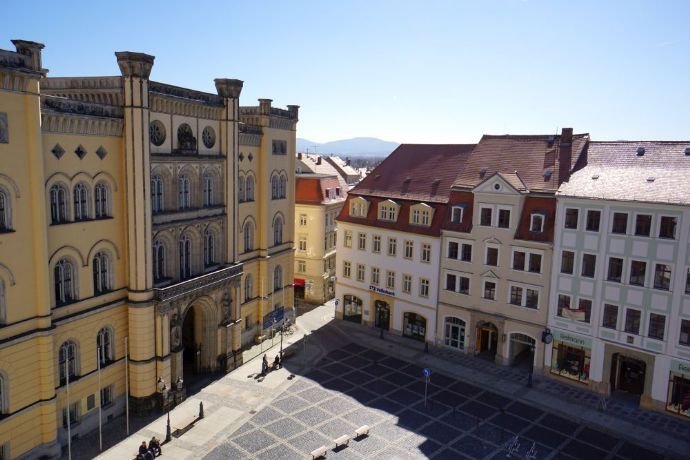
[297,137,399,158]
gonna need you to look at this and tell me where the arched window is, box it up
[179,234,192,279]
[273,215,283,246]
[238,176,245,202]
[50,184,69,224]
[151,175,164,213]
[203,173,213,207]
[244,274,253,302]
[97,327,113,366]
[273,266,283,292]
[204,229,215,267]
[245,176,254,202]
[73,182,89,221]
[279,175,287,199]
[0,188,11,231]
[178,175,190,210]
[271,175,279,199]
[153,240,166,282]
[58,341,78,385]
[0,373,6,414]
[243,222,254,253]
[94,182,110,218]
[92,251,110,295]
[54,258,76,306]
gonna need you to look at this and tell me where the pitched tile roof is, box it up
[295,174,346,205]
[558,141,690,204]
[350,144,476,203]
[452,133,589,192]
[297,153,350,191]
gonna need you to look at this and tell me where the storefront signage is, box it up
[369,285,395,297]
[553,330,592,348]
[671,359,690,375]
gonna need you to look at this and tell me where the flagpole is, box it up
[98,345,103,452]
[66,357,72,460]
[125,337,130,435]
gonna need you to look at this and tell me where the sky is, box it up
[3,0,689,144]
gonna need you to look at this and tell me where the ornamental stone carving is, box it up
[177,123,196,151]
[202,126,216,149]
[150,120,166,146]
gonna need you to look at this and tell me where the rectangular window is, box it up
[680,319,690,346]
[298,260,306,273]
[498,209,510,228]
[528,254,542,273]
[404,240,414,259]
[62,402,80,428]
[419,278,430,298]
[358,233,366,250]
[635,214,652,236]
[451,206,464,223]
[344,230,352,248]
[561,251,575,274]
[654,264,672,291]
[101,385,113,407]
[483,281,496,300]
[513,251,526,271]
[486,247,498,266]
[630,260,646,286]
[564,208,579,229]
[461,244,472,262]
[373,235,381,253]
[299,237,307,251]
[578,299,592,323]
[581,254,596,278]
[602,304,618,329]
[343,261,351,278]
[356,264,365,282]
[371,267,380,285]
[530,213,544,232]
[421,244,431,263]
[480,207,492,226]
[525,289,539,309]
[403,274,412,294]
[299,214,307,226]
[386,271,396,289]
[586,210,601,231]
[624,309,641,334]
[557,294,571,317]
[447,241,458,259]
[445,273,457,291]
[459,276,470,294]
[510,286,523,305]
[659,216,677,239]
[686,268,690,295]
[388,238,397,256]
[607,257,623,283]
[648,313,666,340]
[611,212,628,234]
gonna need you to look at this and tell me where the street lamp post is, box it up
[527,345,535,388]
[377,306,384,339]
[157,378,172,443]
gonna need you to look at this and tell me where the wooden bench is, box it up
[334,434,350,448]
[354,425,370,438]
[310,445,328,459]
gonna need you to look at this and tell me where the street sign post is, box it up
[423,368,431,407]
[335,299,339,307]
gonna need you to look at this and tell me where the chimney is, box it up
[12,39,45,72]
[297,152,302,160]
[287,104,300,120]
[316,156,322,165]
[558,127,574,184]
[346,157,351,166]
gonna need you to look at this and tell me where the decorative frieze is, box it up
[152,263,243,302]
[42,112,124,137]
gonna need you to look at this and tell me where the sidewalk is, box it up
[337,320,690,458]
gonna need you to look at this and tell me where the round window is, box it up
[202,126,216,149]
[149,120,166,146]
[494,183,501,191]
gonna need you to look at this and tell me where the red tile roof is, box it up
[295,175,345,205]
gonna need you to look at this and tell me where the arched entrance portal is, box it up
[476,321,498,357]
[509,332,536,368]
[182,307,199,374]
[178,298,219,376]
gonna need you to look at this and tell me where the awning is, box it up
[293,278,305,287]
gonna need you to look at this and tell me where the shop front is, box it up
[403,312,426,341]
[667,359,690,419]
[550,330,592,384]
[343,294,363,323]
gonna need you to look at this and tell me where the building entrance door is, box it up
[610,353,646,395]
[374,300,390,330]
[476,322,498,355]
[182,306,200,374]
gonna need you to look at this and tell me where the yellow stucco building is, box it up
[0,39,297,458]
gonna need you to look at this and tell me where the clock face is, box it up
[543,333,553,344]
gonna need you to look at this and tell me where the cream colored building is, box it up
[294,174,345,304]
[0,40,297,458]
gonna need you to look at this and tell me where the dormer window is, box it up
[410,203,433,227]
[349,197,369,218]
[378,200,399,222]
[451,206,464,224]
[530,213,545,232]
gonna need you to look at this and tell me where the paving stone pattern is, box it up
[204,342,673,460]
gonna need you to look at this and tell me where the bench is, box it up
[310,445,328,459]
[354,425,370,438]
[334,434,350,448]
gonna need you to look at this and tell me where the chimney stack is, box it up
[316,156,322,165]
[558,127,574,185]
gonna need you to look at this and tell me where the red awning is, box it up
[293,278,305,287]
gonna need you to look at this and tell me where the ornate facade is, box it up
[0,40,297,458]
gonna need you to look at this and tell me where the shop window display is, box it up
[550,342,590,383]
[667,374,690,418]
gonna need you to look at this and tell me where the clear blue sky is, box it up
[3,0,689,144]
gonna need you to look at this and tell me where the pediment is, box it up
[483,237,502,245]
[473,172,526,195]
[481,269,500,279]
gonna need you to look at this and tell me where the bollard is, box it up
[199,401,204,419]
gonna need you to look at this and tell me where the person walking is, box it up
[262,354,268,376]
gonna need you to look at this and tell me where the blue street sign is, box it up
[262,306,285,329]
[423,368,431,378]
[335,299,339,307]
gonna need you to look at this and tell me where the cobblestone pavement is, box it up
[204,339,684,460]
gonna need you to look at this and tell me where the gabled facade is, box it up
[0,40,297,458]
[549,141,690,416]
[335,144,474,343]
[294,174,345,304]
[438,129,589,370]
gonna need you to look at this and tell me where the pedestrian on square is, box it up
[273,354,281,370]
[262,354,268,375]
